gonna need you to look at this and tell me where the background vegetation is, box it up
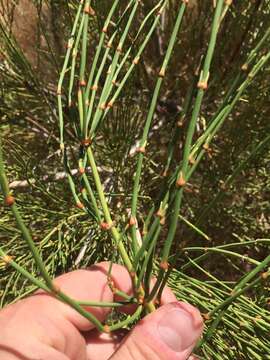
[0,1,270,359]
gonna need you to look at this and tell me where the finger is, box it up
[52,262,133,331]
[110,301,204,360]
[83,301,202,360]
[85,329,128,360]
[0,262,133,360]
[52,262,176,330]
[151,278,177,305]
[95,263,177,305]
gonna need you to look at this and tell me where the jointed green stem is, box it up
[0,138,55,290]
[152,0,226,302]
[86,146,155,312]
[57,1,84,148]
[86,146,133,272]
[90,0,167,137]
[108,305,143,331]
[131,1,187,256]
[89,0,140,137]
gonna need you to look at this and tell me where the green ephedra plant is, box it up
[1,1,270,358]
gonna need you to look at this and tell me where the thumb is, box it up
[110,302,203,360]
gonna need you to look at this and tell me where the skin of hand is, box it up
[0,262,203,360]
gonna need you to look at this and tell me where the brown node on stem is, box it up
[52,283,61,295]
[254,315,262,321]
[81,138,92,147]
[102,26,108,33]
[106,42,113,49]
[162,169,168,177]
[79,80,87,87]
[189,154,196,165]
[80,187,86,194]
[107,277,115,289]
[225,0,233,5]
[203,143,214,159]
[109,285,116,293]
[76,201,85,210]
[137,295,144,304]
[2,254,13,265]
[66,39,73,49]
[239,321,245,328]
[4,195,15,207]
[159,216,166,226]
[116,45,122,53]
[111,286,118,294]
[129,216,136,226]
[159,261,169,271]
[261,272,269,280]
[100,222,112,231]
[72,49,77,58]
[182,0,189,4]
[133,57,140,65]
[89,7,96,16]
[203,143,210,151]
[197,80,208,90]
[107,101,114,109]
[79,167,85,175]
[56,88,62,96]
[99,103,106,110]
[177,119,184,128]
[103,325,111,333]
[112,80,118,86]
[176,171,186,187]
[202,312,210,320]
[156,209,163,218]
[241,63,248,72]
[130,271,136,278]
[136,146,146,154]
[84,5,95,16]
[158,69,165,78]
[91,84,98,91]
[60,143,65,151]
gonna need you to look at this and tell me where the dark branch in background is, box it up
[221,0,263,79]
[9,167,85,189]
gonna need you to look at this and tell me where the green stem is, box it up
[86,146,133,272]
[159,0,225,270]
[131,1,187,255]
[0,138,54,290]
[108,305,143,331]
[57,1,84,148]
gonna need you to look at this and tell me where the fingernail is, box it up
[157,304,203,352]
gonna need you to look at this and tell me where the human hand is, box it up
[0,262,203,360]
